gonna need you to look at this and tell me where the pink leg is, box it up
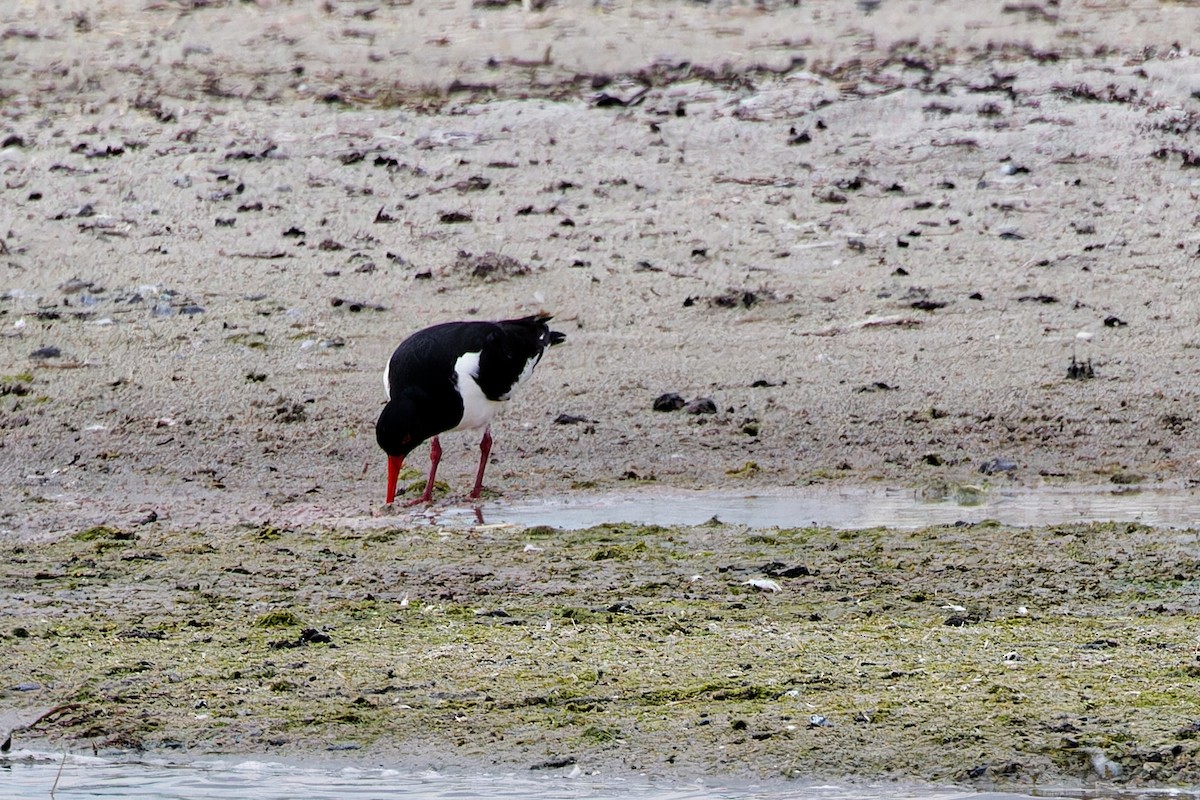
[406,436,442,506]
[468,427,493,499]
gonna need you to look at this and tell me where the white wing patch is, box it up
[383,359,392,400]
[452,351,503,432]
[512,352,540,395]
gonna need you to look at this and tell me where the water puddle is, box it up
[440,485,1200,531]
[0,751,1106,800]
[30,484,1194,541]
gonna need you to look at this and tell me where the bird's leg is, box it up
[468,426,493,500]
[406,436,442,506]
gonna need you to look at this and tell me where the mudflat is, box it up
[2,0,1199,790]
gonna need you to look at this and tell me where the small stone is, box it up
[979,457,1017,475]
[58,278,93,294]
[299,628,331,644]
[684,397,717,415]
[652,393,686,412]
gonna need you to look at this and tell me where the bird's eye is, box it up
[401,434,412,445]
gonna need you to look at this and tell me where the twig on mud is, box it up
[50,748,66,797]
[230,251,291,260]
[14,703,84,735]
[28,361,92,370]
[714,175,800,187]
[801,314,924,337]
[929,137,979,148]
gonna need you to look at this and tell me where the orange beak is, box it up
[385,455,404,504]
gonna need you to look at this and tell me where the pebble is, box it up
[58,278,93,294]
[29,345,61,360]
[652,392,686,412]
[979,457,1017,475]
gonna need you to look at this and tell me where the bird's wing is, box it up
[473,320,551,401]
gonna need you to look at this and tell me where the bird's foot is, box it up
[403,494,434,507]
[467,486,501,502]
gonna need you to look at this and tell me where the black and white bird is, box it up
[375,313,566,505]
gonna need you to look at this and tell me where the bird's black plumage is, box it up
[375,313,564,504]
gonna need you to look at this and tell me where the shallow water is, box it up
[0,753,1048,800]
[448,486,1200,531]
[5,754,1197,800]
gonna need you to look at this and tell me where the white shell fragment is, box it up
[744,578,782,592]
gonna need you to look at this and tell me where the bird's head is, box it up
[376,396,432,503]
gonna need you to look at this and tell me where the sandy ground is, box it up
[2,0,1200,536]
[2,0,1200,788]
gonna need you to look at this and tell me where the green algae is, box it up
[2,520,1200,788]
[70,525,133,542]
[254,610,303,628]
[589,542,648,561]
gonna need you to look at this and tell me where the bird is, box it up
[375,313,565,505]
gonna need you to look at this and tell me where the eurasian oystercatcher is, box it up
[376,313,566,504]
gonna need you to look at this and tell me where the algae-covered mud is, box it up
[4,519,1200,790]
